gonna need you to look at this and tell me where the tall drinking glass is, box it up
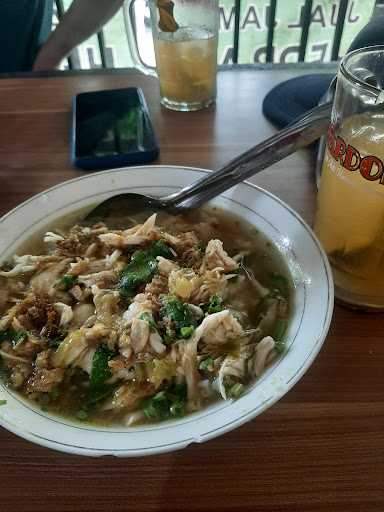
[149,0,219,111]
[314,46,384,310]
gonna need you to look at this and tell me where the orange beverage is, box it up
[314,112,384,308]
[153,27,217,111]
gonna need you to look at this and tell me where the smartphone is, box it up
[71,87,159,170]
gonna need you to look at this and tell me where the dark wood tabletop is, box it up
[0,67,383,512]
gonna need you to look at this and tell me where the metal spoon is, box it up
[85,101,332,222]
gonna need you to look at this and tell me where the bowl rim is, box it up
[0,165,334,457]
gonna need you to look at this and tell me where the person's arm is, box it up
[33,0,125,70]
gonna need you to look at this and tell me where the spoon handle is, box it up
[163,101,332,209]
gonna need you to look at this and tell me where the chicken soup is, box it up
[0,207,292,425]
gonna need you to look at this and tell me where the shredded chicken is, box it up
[56,225,106,257]
[144,275,168,300]
[78,270,118,288]
[91,286,120,328]
[130,318,150,353]
[44,232,65,244]
[52,328,89,368]
[201,239,239,272]
[35,349,52,369]
[191,268,229,303]
[102,382,154,411]
[30,258,72,295]
[105,249,122,268]
[192,310,243,346]
[123,293,154,325]
[2,255,59,278]
[99,214,158,248]
[218,345,253,399]
[178,339,200,411]
[252,336,276,377]
[70,303,95,329]
[157,256,178,275]
[54,302,73,327]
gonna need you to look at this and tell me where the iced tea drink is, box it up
[149,0,219,111]
[315,114,384,307]
[154,27,217,110]
[314,47,384,309]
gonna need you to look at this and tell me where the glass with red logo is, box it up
[314,46,384,310]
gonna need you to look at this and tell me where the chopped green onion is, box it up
[48,336,65,349]
[85,384,116,406]
[143,402,159,420]
[39,393,50,405]
[119,240,173,297]
[143,391,170,421]
[170,401,185,417]
[202,295,223,315]
[90,345,116,387]
[274,340,285,354]
[55,275,77,291]
[197,242,206,254]
[227,383,245,399]
[49,339,61,350]
[274,319,288,339]
[180,326,194,339]
[198,356,214,372]
[152,390,167,402]
[168,382,187,403]
[273,319,288,354]
[12,331,27,347]
[143,382,187,422]
[49,388,61,401]
[139,312,159,333]
[76,410,88,421]
[0,329,27,347]
[160,296,196,337]
[0,399,7,406]
[163,329,175,345]
[269,274,289,299]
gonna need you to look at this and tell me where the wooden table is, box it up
[0,67,383,512]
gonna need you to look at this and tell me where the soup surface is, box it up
[0,207,292,426]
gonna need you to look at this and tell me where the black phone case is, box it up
[71,87,159,170]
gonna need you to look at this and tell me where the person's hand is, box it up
[32,45,63,71]
[32,0,124,71]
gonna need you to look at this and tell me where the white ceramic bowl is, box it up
[0,166,333,457]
